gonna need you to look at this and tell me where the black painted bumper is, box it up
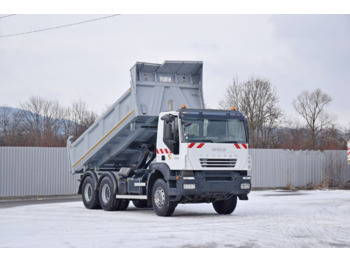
[169,171,251,203]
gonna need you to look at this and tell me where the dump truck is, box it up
[67,61,252,216]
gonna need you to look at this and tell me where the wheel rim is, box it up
[154,186,165,208]
[101,183,111,203]
[84,183,93,202]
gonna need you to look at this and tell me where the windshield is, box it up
[181,118,247,143]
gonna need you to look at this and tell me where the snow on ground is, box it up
[0,190,350,248]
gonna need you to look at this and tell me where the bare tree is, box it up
[10,110,27,146]
[274,118,311,150]
[20,96,45,145]
[1,96,97,147]
[293,88,332,150]
[41,100,67,146]
[20,96,70,146]
[220,77,283,148]
[0,106,26,146]
[343,123,350,142]
[318,124,346,150]
[70,99,98,140]
[0,106,10,146]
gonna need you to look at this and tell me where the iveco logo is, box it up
[212,148,227,152]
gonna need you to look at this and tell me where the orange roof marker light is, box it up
[182,105,187,109]
[231,106,236,110]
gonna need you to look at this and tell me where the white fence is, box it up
[250,149,350,188]
[0,147,349,197]
[0,147,79,197]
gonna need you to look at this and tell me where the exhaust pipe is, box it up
[168,100,173,111]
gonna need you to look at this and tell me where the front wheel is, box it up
[212,196,237,215]
[152,179,177,216]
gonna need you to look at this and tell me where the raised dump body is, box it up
[67,61,204,174]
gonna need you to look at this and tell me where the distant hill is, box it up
[0,106,23,115]
[0,106,75,135]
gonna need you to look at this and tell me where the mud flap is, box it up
[238,194,249,200]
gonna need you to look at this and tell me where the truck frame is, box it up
[67,61,252,216]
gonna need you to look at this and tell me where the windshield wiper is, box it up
[221,141,239,143]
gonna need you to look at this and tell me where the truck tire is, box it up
[82,176,101,209]
[99,176,120,211]
[212,195,237,215]
[152,179,177,216]
[132,200,148,208]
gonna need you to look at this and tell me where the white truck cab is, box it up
[157,108,251,172]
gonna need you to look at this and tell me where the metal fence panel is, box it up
[1,147,350,197]
[0,147,79,197]
[249,149,350,188]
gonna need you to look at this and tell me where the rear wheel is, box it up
[212,195,237,215]
[99,176,120,211]
[132,200,148,208]
[152,179,177,216]
[82,176,101,209]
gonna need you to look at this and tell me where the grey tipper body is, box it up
[67,61,204,174]
[67,61,251,216]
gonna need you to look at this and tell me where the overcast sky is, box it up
[0,14,349,126]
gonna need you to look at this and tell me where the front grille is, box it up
[200,158,237,168]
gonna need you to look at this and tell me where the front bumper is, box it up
[169,171,251,203]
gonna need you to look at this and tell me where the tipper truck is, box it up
[67,60,252,216]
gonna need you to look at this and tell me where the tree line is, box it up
[0,96,97,147]
[220,76,350,150]
[1,78,349,150]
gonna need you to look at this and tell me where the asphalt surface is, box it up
[0,195,81,209]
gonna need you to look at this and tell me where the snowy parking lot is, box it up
[1,190,350,248]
